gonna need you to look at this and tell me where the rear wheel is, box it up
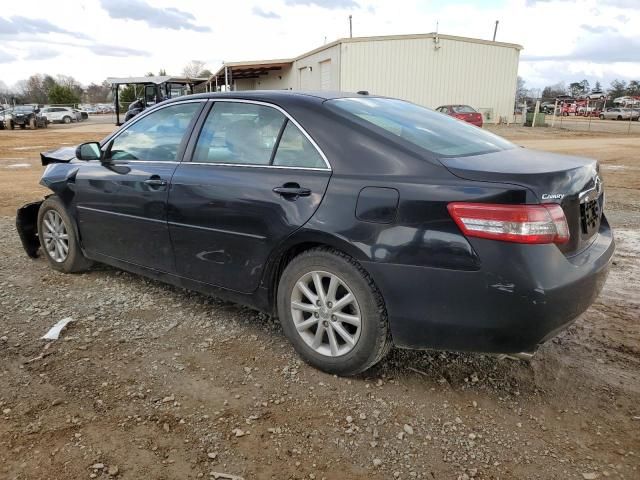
[37,196,92,273]
[599,114,604,120]
[63,116,71,124]
[277,248,391,376]
[617,115,623,120]
[29,118,36,129]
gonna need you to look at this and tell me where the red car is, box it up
[436,105,483,127]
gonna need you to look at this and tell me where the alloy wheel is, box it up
[42,210,69,263]
[290,270,362,357]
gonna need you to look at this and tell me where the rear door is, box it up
[74,101,204,272]
[168,100,331,293]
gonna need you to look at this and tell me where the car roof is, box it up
[165,90,373,107]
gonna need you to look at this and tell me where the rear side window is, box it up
[272,122,325,169]
[327,97,514,157]
[194,102,286,165]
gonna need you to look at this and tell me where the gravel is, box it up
[0,207,639,479]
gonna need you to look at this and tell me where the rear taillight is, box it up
[447,203,570,244]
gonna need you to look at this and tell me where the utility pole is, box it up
[492,20,499,41]
[349,15,353,38]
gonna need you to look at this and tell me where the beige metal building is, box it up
[209,33,522,123]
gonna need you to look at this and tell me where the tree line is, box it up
[0,74,111,106]
[0,60,212,107]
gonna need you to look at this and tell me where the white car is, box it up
[585,91,606,100]
[613,96,640,106]
[40,107,77,124]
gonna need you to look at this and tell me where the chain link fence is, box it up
[512,109,640,134]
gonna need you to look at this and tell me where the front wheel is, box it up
[277,248,391,376]
[599,115,604,120]
[63,116,71,124]
[37,196,92,273]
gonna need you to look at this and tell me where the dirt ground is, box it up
[0,122,638,480]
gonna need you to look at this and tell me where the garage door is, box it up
[299,67,312,90]
[320,60,331,90]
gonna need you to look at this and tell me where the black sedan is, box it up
[16,91,614,375]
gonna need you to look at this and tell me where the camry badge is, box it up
[541,193,565,200]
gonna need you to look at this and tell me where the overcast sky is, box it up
[0,0,638,90]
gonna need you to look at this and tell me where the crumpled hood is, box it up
[40,146,77,166]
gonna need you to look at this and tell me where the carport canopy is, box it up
[210,59,293,88]
[106,75,208,86]
[106,75,208,125]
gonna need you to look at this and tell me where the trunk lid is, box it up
[439,147,604,255]
[454,112,482,124]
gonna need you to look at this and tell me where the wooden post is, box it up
[532,100,540,128]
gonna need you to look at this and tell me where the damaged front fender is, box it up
[40,146,77,166]
[16,201,44,258]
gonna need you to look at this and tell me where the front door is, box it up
[75,101,204,272]
[168,100,331,293]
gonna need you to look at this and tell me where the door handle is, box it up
[144,178,167,187]
[273,186,311,197]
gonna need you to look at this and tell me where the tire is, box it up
[617,116,622,121]
[277,248,391,376]
[29,118,36,129]
[599,115,604,120]
[37,196,92,273]
[9,121,14,130]
[63,116,71,124]
[19,124,26,129]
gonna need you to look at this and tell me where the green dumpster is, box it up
[525,112,546,127]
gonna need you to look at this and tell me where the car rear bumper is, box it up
[363,216,615,354]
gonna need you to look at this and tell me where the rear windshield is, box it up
[327,97,515,157]
[451,105,477,113]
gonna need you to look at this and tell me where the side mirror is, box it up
[75,142,102,161]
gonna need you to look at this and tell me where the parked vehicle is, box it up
[16,92,614,375]
[40,107,77,124]
[585,91,606,100]
[11,105,47,129]
[613,96,640,106]
[540,102,556,114]
[0,108,10,130]
[72,109,88,121]
[599,108,640,120]
[435,105,483,127]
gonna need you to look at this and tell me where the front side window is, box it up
[109,102,201,162]
[327,97,515,157]
[193,102,286,165]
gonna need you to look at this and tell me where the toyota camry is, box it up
[16,91,614,375]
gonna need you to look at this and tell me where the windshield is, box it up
[14,106,34,112]
[327,97,515,157]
